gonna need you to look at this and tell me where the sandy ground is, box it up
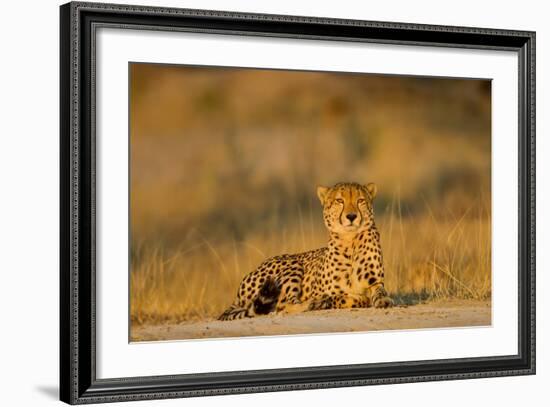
[131,300,491,342]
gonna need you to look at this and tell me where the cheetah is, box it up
[218,182,393,320]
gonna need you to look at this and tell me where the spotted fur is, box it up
[218,182,392,321]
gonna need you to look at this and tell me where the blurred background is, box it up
[130,63,491,326]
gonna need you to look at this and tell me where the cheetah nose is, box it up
[346,213,357,222]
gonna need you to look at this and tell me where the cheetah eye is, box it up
[336,198,344,204]
[357,198,366,204]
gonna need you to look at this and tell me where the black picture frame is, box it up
[60,1,536,404]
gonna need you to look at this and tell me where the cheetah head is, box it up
[316,182,377,235]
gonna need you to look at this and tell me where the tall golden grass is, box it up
[130,195,490,325]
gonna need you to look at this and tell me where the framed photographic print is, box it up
[60,1,536,404]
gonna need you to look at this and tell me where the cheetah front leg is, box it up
[308,293,370,311]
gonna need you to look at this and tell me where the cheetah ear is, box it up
[365,182,377,199]
[316,186,329,204]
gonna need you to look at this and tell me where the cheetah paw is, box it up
[308,295,332,311]
[374,296,393,309]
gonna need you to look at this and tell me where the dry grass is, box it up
[130,198,490,325]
